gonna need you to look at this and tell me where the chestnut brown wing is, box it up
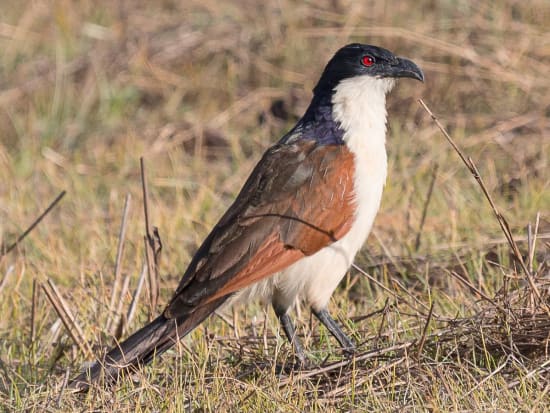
[164,140,356,318]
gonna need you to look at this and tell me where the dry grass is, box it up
[0,0,549,411]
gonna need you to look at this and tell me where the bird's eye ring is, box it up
[361,55,375,67]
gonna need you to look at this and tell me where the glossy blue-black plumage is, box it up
[281,92,345,146]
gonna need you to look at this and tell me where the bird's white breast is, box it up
[228,76,393,311]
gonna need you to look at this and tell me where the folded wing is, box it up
[164,140,356,318]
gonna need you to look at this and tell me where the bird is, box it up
[70,43,423,391]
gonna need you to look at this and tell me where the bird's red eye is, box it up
[361,55,375,67]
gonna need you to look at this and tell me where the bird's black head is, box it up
[313,43,424,95]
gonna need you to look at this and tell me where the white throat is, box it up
[331,75,394,187]
[328,75,394,274]
[332,76,394,155]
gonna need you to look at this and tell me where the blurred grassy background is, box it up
[0,0,548,411]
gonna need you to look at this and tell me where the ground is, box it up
[0,1,549,411]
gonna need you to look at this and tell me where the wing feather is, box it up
[164,140,356,318]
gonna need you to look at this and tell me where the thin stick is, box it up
[262,308,269,356]
[323,357,406,398]
[126,263,147,326]
[144,235,157,318]
[449,270,507,314]
[232,307,240,338]
[469,160,534,279]
[462,355,510,399]
[278,341,414,386]
[528,212,540,275]
[30,278,39,347]
[140,157,152,240]
[415,163,438,252]
[352,263,430,317]
[507,357,550,389]
[42,279,93,359]
[107,193,131,333]
[140,158,160,317]
[1,190,66,257]
[527,222,533,275]
[112,272,131,339]
[374,298,390,348]
[416,301,435,357]
[214,310,236,331]
[369,232,432,312]
[391,273,432,313]
[418,99,543,305]
[56,367,71,408]
[371,229,407,275]
[0,265,14,295]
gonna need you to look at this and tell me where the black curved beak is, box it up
[387,57,424,82]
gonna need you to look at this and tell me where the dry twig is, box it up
[106,193,132,334]
[42,279,93,359]
[418,99,545,309]
[414,163,438,252]
[1,190,66,258]
[140,157,161,318]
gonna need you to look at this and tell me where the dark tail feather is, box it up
[70,296,227,391]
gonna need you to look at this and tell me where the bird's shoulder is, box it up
[220,138,355,226]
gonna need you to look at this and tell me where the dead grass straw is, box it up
[106,193,132,335]
[42,279,94,359]
[0,190,66,258]
[418,99,546,310]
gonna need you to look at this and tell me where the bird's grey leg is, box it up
[274,307,306,364]
[312,308,355,354]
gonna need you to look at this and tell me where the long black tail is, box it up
[70,296,227,391]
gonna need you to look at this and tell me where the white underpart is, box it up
[228,76,395,312]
